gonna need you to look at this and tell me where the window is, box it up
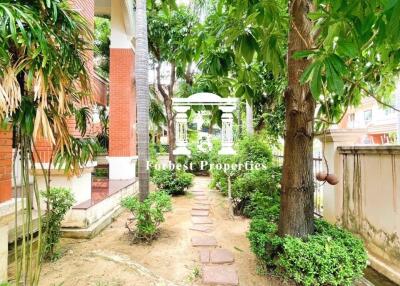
[364,110,372,123]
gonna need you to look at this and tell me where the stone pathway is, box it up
[189,179,239,285]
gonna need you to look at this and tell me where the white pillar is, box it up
[173,106,191,156]
[219,106,236,155]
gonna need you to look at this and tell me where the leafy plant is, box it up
[210,135,277,215]
[151,169,194,195]
[247,218,368,286]
[42,188,75,261]
[122,191,172,242]
[232,166,281,215]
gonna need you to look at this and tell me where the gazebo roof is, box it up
[172,93,238,106]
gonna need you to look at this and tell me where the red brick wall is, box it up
[0,127,12,202]
[109,49,137,157]
[71,0,94,76]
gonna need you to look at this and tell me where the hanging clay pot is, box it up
[326,174,339,185]
[315,172,327,181]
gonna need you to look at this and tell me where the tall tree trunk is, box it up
[164,97,176,163]
[246,100,254,135]
[136,0,150,201]
[278,0,315,238]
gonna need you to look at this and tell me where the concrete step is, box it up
[7,209,40,244]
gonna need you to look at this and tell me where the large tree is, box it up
[148,4,198,162]
[200,0,400,238]
[280,0,400,237]
[136,0,150,201]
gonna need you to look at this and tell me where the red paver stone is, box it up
[199,249,210,263]
[210,249,235,264]
[190,225,213,233]
[193,205,210,211]
[192,217,213,224]
[202,265,239,285]
[192,210,209,217]
[191,236,218,247]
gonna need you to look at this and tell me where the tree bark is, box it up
[164,97,176,163]
[278,0,315,237]
[136,0,150,201]
[156,63,176,163]
[246,100,254,135]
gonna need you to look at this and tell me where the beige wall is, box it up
[336,146,400,284]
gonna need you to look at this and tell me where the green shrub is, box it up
[210,135,278,215]
[236,135,273,164]
[42,187,75,260]
[121,191,172,242]
[247,218,368,286]
[233,167,281,215]
[244,190,280,220]
[151,169,194,195]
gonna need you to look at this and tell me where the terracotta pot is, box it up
[326,174,339,185]
[315,172,327,181]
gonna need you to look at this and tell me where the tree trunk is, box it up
[136,0,150,202]
[164,97,176,163]
[246,100,254,135]
[278,0,315,238]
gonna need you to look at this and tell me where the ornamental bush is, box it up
[42,187,75,261]
[233,166,281,215]
[151,169,194,195]
[122,191,172,242]
[210,135,277,214]
[247,217,368,286]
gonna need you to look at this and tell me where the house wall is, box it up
[335,146,400,284]
[0,128,12,203]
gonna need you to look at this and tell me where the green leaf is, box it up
[240,34,257,64]
[300,61,317,84]
[292,50,318,59]
[388,1,400,41]
[325,58,344,96]
[336,39,358,58]
[310,62,322,99]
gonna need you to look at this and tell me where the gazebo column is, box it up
[219,106,236,155]
[107,0,137,180]
[173,106,191,156]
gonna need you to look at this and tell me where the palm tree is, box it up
[135,0,150,201]
[0,1,93,284]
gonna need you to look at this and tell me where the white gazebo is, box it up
[172,93,238,156]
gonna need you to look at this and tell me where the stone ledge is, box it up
[338,145,400,155]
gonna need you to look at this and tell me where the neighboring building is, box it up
[337,96,398,144]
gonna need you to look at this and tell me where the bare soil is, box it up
[39,177,270,286]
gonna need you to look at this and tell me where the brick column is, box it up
[107,48,137,180]
[0,127,12,203]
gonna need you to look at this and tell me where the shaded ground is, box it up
[39,177,269,286]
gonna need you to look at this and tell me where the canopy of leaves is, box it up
[148,4,198,79]
[294,0,400,129]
